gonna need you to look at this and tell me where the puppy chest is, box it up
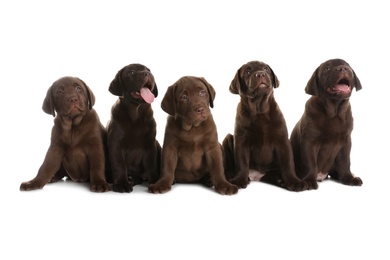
[316,144,344,172]
[238,132,277,165]
[177,146,206,171]
[174,151,210,183]
[310,111,353,134]
[317,126,351,147]
[249,144,275,165]
[62,149,90,181]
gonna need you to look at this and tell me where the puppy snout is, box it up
[255,71,266,78]
[195,107,205,114]
[142,70,151,77]
[68,96,79,103]
[336,66,349,73]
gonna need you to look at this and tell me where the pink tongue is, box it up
[335,84,350,93]
[140,87,155,104]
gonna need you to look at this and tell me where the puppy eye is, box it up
[245,70,251,75]
[57,89,63,95]
[199,90,206,96]
[130,70,136,74]
[326,66,331,71]
[181,95,189,101]
[75,85,82,92]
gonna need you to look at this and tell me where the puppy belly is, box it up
[63,152,89,182]
[316,172,329,181]
[249,169,266,181]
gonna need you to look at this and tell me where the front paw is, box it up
[285,179,308,192]
[90,181,110,192]
[148,182,171,194]
[112,181,133,193]
[215,182,238,195]
[229,176,249,189]
[305,179,318,190]
[342,176,363,186]
[20,180,45,191]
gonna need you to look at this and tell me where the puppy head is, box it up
[161,76,216,128]
[109,63,158,104]
[229,60,279,100]
[305,58,362,99]
[42,76,95,117]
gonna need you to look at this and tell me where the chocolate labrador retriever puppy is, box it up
[107,63,161,193]
[290,58,363,189]
[222,61,307,191]
[148,76,238,195]
[20,77,109,192]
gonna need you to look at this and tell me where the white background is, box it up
[1,1,389,259]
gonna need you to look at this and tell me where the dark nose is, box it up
[68,96,79,103]
[195,107,205,114]
[337,66,349,73]
[142,70,151,77]
[255,71,266,78]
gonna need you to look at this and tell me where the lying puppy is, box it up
[290,58,363,189]
[222,61,307,191]
[20,77,109,192]
[107,63,161,192]
[148,76,238,195]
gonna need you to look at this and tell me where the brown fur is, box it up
[148,76,238,195]
[20,77,109,192]
[222,61,307,191]
[106,63,161,193]
[290,58,363,189]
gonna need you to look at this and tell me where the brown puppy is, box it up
[107,63,161,193]
[290,58,363,189]
[148,76,238,195]
[222,61,307,191]
[20,77,109,192]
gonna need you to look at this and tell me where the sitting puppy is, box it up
[148,76,238,195]
[20,77,109,192]
[290,58,363,189]
[107,63,161,193]
[222,61,307,191]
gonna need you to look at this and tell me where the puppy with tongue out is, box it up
[106,63,161,193]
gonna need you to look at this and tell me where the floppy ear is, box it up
[199,77,216,108]
[352,69,362,91]
[229,67,242,95]
[305,67,320,96]
[268,65,280,88]
[161,84,176,116]
[78,78,95,109]
[109,68,124,96]
[42,86,56,117]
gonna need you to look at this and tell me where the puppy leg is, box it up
[151,141,162,184]
[330,144,363,186]
[20,146,64,191]
[89,143,110,192]
[49,164,68,183]
[275,142,308,191]
[298,141,319,190]
[230,137,250,188]
[143,140,162,185]
[222,134,236,181]
[148,145,177,194]
[109,146,133,193]
[206,146,238,195]
[110,160,133,192]
[107,123,133,192]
